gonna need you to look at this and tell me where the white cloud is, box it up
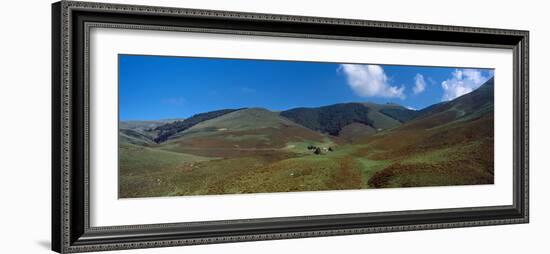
[406,106,417,111]
[413,73,426,94]
[338,64,405,99]
[441,69,493,101]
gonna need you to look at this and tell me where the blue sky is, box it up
[119,55,494,121]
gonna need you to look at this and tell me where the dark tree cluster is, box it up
[152,108,244,143]
[281,103,374,136]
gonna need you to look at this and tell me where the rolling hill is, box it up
[119,119,182,146]
[119,129,156,146]
[280,102,417,136]
[402,77,494,130]
[357,78,495,188]
[119,119,183,131]
[143,100,420,145]
[152,108,243,143]
[158,108,329,157]
[179,108,300,135]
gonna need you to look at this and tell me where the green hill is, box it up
[119,119,185,146]
[180,108,299,135]
[153,109,243,143]
[120,119,183,131]
[280,102,417,136]
[159,108,329,157]
[147,102,420,144]
[337,123,377,143]
[119,129,156,146]
[402,77,494,130]
[356,79,495,188]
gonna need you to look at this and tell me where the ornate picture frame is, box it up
[52,1,529,253]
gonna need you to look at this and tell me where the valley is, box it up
[119,78,494,198]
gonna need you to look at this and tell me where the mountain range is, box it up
[122,77,493,146]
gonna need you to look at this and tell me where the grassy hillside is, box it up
[119,129,156,146]
[361,113,494,188]
[413,78,494,124]
[119,143,216,197]
[280,102,416,137]
[159,108,329,157]
[337,123,376,143]
[178,108,299,136]
[360,102,418,127]
[119,119,184,146]
[120,119,182,131]
[358,79,495,187]
[153,108,242,143]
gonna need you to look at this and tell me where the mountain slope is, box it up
[119,129,156,146]
[280,103,373,135]
[148,102,419,143]
[153,108,243,143]
[181,108,298,135]
[357,79,495,188]
[280,102,418,136]
[160,108,329,157]
[337,122,377,143]
[120,119,183,131]
[403,77,494,130]
[119,119,181,146]
[360,102,418,128]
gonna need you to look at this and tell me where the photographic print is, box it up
[118,55,495,198]
[52,4,528,251]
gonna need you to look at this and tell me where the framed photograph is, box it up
[52,1,529,253]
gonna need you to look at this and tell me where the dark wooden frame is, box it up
[52,1,529,253]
